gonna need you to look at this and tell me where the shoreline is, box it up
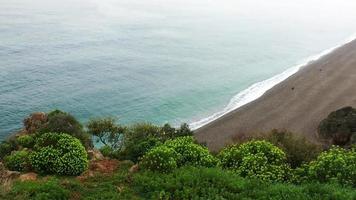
[190,34,356,131]
[194,37,356,152]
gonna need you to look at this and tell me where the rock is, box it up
[76,170,95,182]
[129,164,139,174]
[0,162,20,191]
[19,172,37,182]
[87,149,104,161]
[89,159,119,173]
[23,112,48,134]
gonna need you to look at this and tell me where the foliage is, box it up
[218,140,290,182]
[0,140,16,160]
[2,162,356,200]
[37,110,92,148]
[30,133,88,176]
[302,146,356,186]
[87,117,125,150]
[118,136,161,162]
[164,136,217,167]
[4,150,31,172]
[6,178,70,200]
[99,145,114,158]
[17,135,35,149]
[132,166,356,200]
[140,145,178,173]
[318,107,356,146]
[120,123,193,162]
[261,129,322,168]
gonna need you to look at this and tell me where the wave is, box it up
[189,34,356,130]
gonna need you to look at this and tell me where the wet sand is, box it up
[195,39,356,152]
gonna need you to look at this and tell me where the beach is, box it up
[195,39,356,152]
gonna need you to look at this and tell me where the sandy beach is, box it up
[195,39,356,152]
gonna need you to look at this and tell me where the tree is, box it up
[87,117,126,151]
[318,107,356,146]
[38,110,92,148]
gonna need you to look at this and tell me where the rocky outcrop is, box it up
[129,164,139,174]
[90,159,119,173]
[87,149,104,161]
[23,112,48,134]
[19,172,38,182]
[0,162,20,190]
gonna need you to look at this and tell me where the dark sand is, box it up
[195,39,356,152]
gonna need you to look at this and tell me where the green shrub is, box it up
[37,110,92,148]
[30,133,88,176]
[17,135,35,148]
[121,123,194,162]
[4,150,31,172]
[99,145,114,158]
[140,145,178,173]
[118,136,161,162]
[303,146,356,186]
[218,140,290,182]
[132,166,356,200]
[261,130,322,168]
[164,136,217,167]
[8,178,70,200]
[0,140,16,160]
[318,107,356,146]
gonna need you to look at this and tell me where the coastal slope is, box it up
[195,39,356,151]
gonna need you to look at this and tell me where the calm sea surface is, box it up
[1,0,356,140]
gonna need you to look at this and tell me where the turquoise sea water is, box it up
[1,0,356,140]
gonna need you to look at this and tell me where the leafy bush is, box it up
[17,135,35,149]
[132,166,356,200]
[99,145,114,158]
[118,136,161,162]
[164,136,217,167]
[318,107,356,146]
[4,150,31,172]
[120,123,193,162]
[30,133,88,176]
[140,145,178,173]
[218,140,290,182]
[37,110,92,148]
[303,146,356,186]
[7,178,70,200]
[0,140,16,160]
[261,130,322,168]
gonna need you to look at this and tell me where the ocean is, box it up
[1,0,356,140]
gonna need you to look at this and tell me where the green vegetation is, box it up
[132,166,356,200]
[30,133,88,176]
[218,140,290,182]
[4,150,31,172]
[140,145,178,173]
[259,130,322,168]
[301,146,356,186]
[5,178,70,200]
[87,117,125,151]
[38,110,92,148]
[115,122,193,162]
[1,108,356,199]
[0,140,16,160]
[164,136,217,167]
[1,166,355,200]
[140,136,216,172]
[16,135,35,149]
[318,106,356,146]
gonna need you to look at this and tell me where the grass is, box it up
[1,163,355,200]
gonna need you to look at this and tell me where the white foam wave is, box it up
[190,34,356,130]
